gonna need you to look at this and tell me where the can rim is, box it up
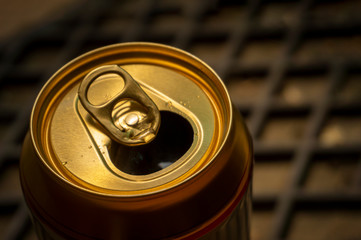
[29,42,234,197]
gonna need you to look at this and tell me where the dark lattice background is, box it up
[0,0,361,239]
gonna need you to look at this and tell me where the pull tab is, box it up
[78,65,160,146]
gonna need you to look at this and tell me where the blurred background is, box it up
[0,0,361,239]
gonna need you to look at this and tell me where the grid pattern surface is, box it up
[0,0,361,239]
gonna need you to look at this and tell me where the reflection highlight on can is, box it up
[20,42,253,239]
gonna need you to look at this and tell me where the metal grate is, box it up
[1,0,361,239]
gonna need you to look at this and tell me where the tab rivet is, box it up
[125,113,139,126]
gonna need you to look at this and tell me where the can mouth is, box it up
[30,42,233,196]
[23,42,253,240]
[110,110,194,175]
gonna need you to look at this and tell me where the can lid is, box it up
[31,42,232,195]
[26,43,252,238]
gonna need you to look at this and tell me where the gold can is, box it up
[20,42,253,239]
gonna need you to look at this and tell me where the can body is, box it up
[20,43,253,239]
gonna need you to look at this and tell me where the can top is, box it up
[31,43,235,196]
[26,42,252,239]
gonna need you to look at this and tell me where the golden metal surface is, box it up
[29,180,251,240]
[78,64,160,146]
[20,42,253,239]
[43,47,220,194]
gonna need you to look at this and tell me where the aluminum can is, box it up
[20,42,253,239]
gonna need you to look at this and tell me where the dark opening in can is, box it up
[20,42,253,239]
[113,111,194,175]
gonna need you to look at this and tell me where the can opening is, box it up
[110,111,194,175]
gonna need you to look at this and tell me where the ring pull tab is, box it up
[78,65,160,146]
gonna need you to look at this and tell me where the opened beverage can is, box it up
[20,42,253,239]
